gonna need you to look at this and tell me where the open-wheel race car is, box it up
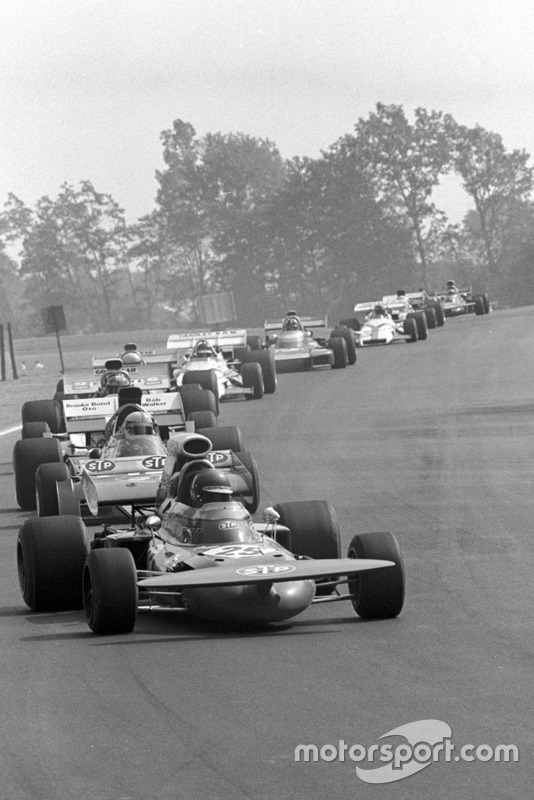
[167,330,277,402]
[13,383,220,513]
[17,460,405,633]
[436,282,490,317]
[263,312,357,372]
[341,303,421,346]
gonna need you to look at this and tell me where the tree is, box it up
[451,123,533,279]
[350,103,454,290]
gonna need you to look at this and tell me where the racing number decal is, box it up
[142,456,166,470]
[85,460,116,473]
[203,545,276,558]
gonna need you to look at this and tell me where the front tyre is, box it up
[347,531,405,619]
[17,516,89,611]
[83,549,138,634]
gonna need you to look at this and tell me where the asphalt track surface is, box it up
[1,308,533,799]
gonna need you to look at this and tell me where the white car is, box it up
[167,330,277,401]
[351,304,418,346]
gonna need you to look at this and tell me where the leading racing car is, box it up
[16,442,405,633]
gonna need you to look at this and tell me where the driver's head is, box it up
[283,315,300,331]
[374,304,386,316]
[122,351,143,365]
[122,410,157,439]
[192,469,233,504]
[193,339,214,359]
[101,371,131,394]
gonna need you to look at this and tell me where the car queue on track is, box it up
[13,281,490,634]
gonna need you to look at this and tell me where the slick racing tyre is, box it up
[197,425,245,453]
[246,335,263,351]
[17,515,89,611]
[13,437,63,511]
[22,421,50,439]
[427,299,445,327]
[21,399,62,434]
[338,317,361,332]
[273,500,341,595]
[234,450,260,513]
[329,336,347,368]
[347,531,405,619]
[474,295,486,315]
[242,362,264,399]
[188,410,218,431]
[330,326,357,365]
[245,349,277,393]
[35,462,70,517]
[403,317,418,343]
[83,548,138,635]
[407,311,427,340]
[181,387,219,419]
[423,307,437,329]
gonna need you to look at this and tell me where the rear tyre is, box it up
[330,336,347,368]
[273,500,341,595]
[330,326,357,365]
[246,335,263,351]
[234,450,260,513]
[188,410,218,430]
[36,462,70,517]
[22,422,50,439]
[13,437,63,510]
[242,362,264,399]
[347,531,405,619]
[474,295,485,315]
[339,317,361,332]
[197,425,245,453]
[17,515,89,611]
[408,311,427,340]
[21,399,62,434]
[402,317,418,342]
[423,307,437,329]
[181,388,218,419]
[428,300,445,327]
[83,549,138,634]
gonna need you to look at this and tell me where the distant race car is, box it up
[345,303,419,346]
[437,283,490,317]
[263,312,357,372]
[167,330,277,401]
[13,382,218,512]
[17,463,405,633]
[341,296,431,341]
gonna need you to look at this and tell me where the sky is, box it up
[1,0,534,224]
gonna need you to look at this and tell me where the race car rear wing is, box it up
[63,391,187,434]
[264,316,328,332]
[62,364,172,395]
[92,351,174,368]
[166,330,248,352]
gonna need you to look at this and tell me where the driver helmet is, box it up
[193,339,215,359]
[396,289,406,297]
[447,288,456,295]
[446,280,457,289]
[122,410,158,439]
[191,469,233,504]
[373,304,386,316]
[283,313,301,331]
[101,371,131,394]
[122,351,144,365]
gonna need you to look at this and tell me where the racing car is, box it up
[20,352,218,440]
[345,303,419,346]
[167,330,277,402]
[263,312,357,372]
[13,381,218,512]
[437,282,490,317]
[341,296,430,341]
[17,451,405,633]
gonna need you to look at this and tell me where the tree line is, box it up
[1,104,533,336]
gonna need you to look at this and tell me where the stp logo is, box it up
[85,460,115,473]
[208,452,229,464]
[218,521,238,530]
[142,456,165,470]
